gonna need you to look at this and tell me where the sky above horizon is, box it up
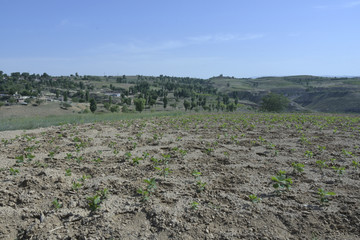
[1,0,359,78]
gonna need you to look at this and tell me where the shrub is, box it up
[260,93,289,112]
[122,105,129,113]
[110,105,119,112]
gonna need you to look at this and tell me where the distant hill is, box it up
[210,75,360,113]
[1,71,359,113]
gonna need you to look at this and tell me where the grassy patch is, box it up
[0,111,186,131]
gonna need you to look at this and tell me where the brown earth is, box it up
[0,113,359,239]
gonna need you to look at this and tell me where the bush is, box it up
[260,93,289,112]
[103,102,111,110]
[122,105,129,113]
[110,105,119,112]
[61,102,72,109]
[0,101,4,108]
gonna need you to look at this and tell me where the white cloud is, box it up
[343,1,360,8]
[288,32,301,37]
[59,19,69,26]
[314,1,360,9]
[58,18,84,28]
[188,33,264,43]
[90,33,263,55]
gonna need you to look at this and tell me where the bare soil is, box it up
[0,113,359,239]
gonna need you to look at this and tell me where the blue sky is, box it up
[1,0,359,78]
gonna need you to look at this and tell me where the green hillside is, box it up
[1,71,359,115]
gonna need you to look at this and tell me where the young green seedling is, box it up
[248,194,261,203]
[137,188,150,202]
[332,166,346,179]
[15,155,24,164]
[144,178,157,193]
[72,182,83,191]
[178,149,188,158]
[132,156,143,165]
[318,188,335,205]
[87,188,109,211]
[125,152,132,160]
[65,153,73,160]
[79,174,91,182]
[317,145,326,152]
[196,181,207,192]
[136,132,142,140]
[192,169,202,180]
[26,153,35,162]
[65,168,72,176]
[352,160,359,170]
[9,168,19,175]
[1,139,10,146]
[155,166,172,178]
[132,142,137,149]
[52,198,62,210]
[271,170,293,193]
[205,148,214,155]
[151,157,160,166]
[74,155,84,163]
[87,195,102,211]
[315,160,327,176]
[97,188,109,199]
[304,150,314,158]
[161,154,171,165]
[342,149,353,157]
[113,149,119,155]
[191,201,199,210]
[48,150,55,158]
[291,162,305,174]
[92,157,102,164]
[258,136,266,143]
[142,152,149,159]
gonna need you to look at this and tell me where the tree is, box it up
[191,100,196,110]
[223,95,230,105]
[183,100,190,111]
[63,92,68,102]
[226,102,236,112]
[90,98,97,113]
[85,91,89,102]
[134,98,146,112]
[260,93,289,112]
[163,96,168,108]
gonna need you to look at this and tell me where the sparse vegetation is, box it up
[0,111,359,239]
